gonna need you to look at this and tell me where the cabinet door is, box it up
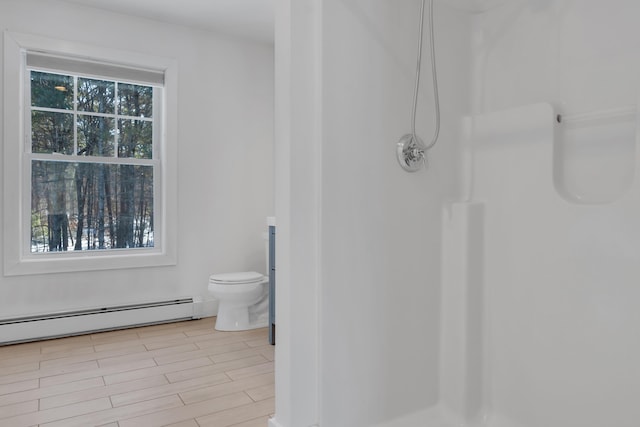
[268,225,276,345]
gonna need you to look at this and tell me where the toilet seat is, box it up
[209,271,265,285]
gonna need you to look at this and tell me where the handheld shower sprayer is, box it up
[397,0,440,173]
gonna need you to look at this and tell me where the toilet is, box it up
[208,271,269,331]
[208,230,271,331]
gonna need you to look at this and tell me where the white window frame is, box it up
[3,31,178,276]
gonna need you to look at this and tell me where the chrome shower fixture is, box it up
[397,133,427,172]
[396,0,440,173]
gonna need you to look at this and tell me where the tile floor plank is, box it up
[39,335,94,353]
[40,395,184,427]
[110,371,230,407]
[245,383,276,402]
[39,344,147,369]
[153,341,250,366]
[179,372,274,405]
[0,397,112,427]
[97,343,198,368]
[0,360,99,386]
[0,318,273,427]
[225,362,274,381]
[39,358,156,387]
[119,391,253,427]
[165,420,200,427]
[103,356,213,385]
[0,378,39,398]
[196,397,275,427]
[209,345,273,364]
[0,399,39,419]
[0,377,104,408]
[194,330,269,350]
[165,354,268,383]
[39,375,167,410]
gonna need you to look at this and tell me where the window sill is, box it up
[4,249,177,276]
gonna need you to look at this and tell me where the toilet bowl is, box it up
[208,271,269,331]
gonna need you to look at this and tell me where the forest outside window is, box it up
[29,67,158,253]
[4,33,177,275]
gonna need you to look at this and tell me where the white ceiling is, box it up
[59,0,509,45]
[61,0,275,44]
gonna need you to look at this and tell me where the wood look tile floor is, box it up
[0,318,274,427]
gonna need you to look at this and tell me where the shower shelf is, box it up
[557,105,636,125]
[554,103,637,204]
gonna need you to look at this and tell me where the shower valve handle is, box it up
[397,134,426,172]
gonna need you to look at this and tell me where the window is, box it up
[28,62,158,253]
[4,32,177,275]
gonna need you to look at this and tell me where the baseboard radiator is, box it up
[0,297,204,345]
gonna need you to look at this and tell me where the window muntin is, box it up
[27,68,159,253]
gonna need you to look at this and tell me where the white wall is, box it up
[272,2,322,426]
[472,0,640,114]
[273,1,471,426]
[0,0,274,318]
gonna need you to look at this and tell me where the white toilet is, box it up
[208,271,269,331]
[208,231,270,331]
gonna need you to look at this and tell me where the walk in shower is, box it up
[272,1,640,426]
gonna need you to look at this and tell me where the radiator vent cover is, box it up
[0,298,198,345]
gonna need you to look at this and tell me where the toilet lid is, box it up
[209,271,265,284]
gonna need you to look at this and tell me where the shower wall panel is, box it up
[318,1,472,426]
[457,102,640,427]
[461,3,640,423]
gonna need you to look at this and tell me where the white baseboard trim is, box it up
[0,297,204,345]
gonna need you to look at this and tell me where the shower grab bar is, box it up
[557,105,636,125]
